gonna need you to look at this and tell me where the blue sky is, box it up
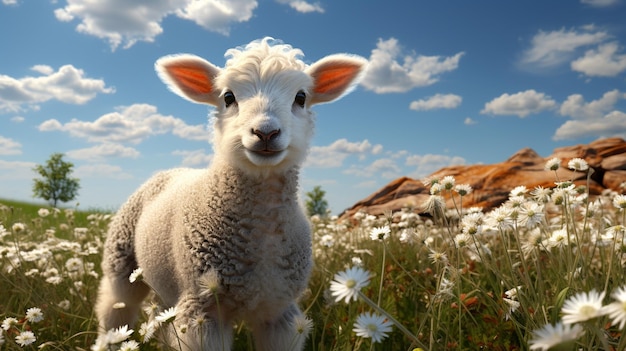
[1,0,626,213]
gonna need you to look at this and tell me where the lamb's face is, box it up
[155,38,367,176]
[212,68,315,173]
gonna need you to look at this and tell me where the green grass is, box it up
[1,162,626,350]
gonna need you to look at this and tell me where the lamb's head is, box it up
[156,38,367,176]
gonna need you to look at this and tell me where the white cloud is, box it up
[0,64,114,113]
[481,89,557,118]
[172,149,213,167]
[571,42,626,77]
[11,116,25,123]
[464,117,477,125]
[555,90,626,140]
[54,0,260,50]
[361,38,464,93]
[74,163,133,179]
[559,89,626,119]
[275,0,324,13]
[409,93,462,111]
[0,136,22,155]
[0,159,36,179]
[2,0,18,5]
[554,111,626,140]
[521,26,608,67]
[344,158,402,179]
[175,0,257,35]
[305,138,383,168]
[581,0,620,7]
[38,103,208,144]
[66,143,140,161]
[405,153,466,179]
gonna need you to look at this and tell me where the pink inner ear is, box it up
[167,64,214,95]
[313,63,362,95]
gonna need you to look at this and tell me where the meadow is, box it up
[1,157,626,350]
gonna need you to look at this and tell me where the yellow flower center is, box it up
[346,279,356,289]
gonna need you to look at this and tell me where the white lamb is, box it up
[95,37,367,350]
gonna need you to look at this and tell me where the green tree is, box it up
[305,185,329,217]
[32,153,80,207]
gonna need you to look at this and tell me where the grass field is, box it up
[1,157,626,350]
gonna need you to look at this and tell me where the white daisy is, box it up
[106,325,134,344]
[603,286,626,329]
[2,317,18,331]
[454,184,472,196]
[369,226,390,241]
[329,266,371,304]
[128,267,143,283]
[613,194,626,210]
[544,157,561,171]
[119,340,140,351]
[25,307,44,323]
[353,312,393,343]
[561,290,606,325]
[155,306,178,324]
[15,330,36,346]
[529,322,583,350]
[568,158,589,172]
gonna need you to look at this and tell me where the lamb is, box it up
[95,37,367,350]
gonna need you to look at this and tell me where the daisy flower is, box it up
[106,325,134,344]
[568,158,589,172]
[454,233,472,248]
[119,340,140,351]
[423,195,445,216]
[518,202,544,228]
[454,184,472,196]
[25,307,44,323]
[139,320,157,342]
[428,250,448,264]
[198,269,220,296]
[353,312,393,343]
[561,290,606,324]
[603,286,626,329]
[531,186,552,203]
[38,208,50,217]
[370,226,390,241]
[613,194,626,210]
[11,222,26,233]
[1,317,18,331]
[15,330,36,346]
[544,157,561,171]
[155,306,178,324]
[509,185,528,198]
[441,176,456,190]
[329,266,371,304]
[529,322,583,351]
[291,314,313,342]
[128,267,143,283]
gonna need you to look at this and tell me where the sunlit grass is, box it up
[1,156,626,350]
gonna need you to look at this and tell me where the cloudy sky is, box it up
[1,0,625,213]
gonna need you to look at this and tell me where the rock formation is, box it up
[340,138,626,219]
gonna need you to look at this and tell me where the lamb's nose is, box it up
[252,128,280,142]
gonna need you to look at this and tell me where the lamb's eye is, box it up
[224,91,236,107]
[294,90,306,108]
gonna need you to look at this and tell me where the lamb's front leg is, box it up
[169,293,234,351]
[250,303,309,351]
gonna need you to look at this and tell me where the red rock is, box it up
[340,138,626,219]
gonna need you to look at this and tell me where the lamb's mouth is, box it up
[245,149,287,163]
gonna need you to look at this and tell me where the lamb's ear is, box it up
[155,55,221,106]
[306,54,368,105]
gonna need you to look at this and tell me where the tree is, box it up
[32,153,80,207]
[305,185,329,217]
